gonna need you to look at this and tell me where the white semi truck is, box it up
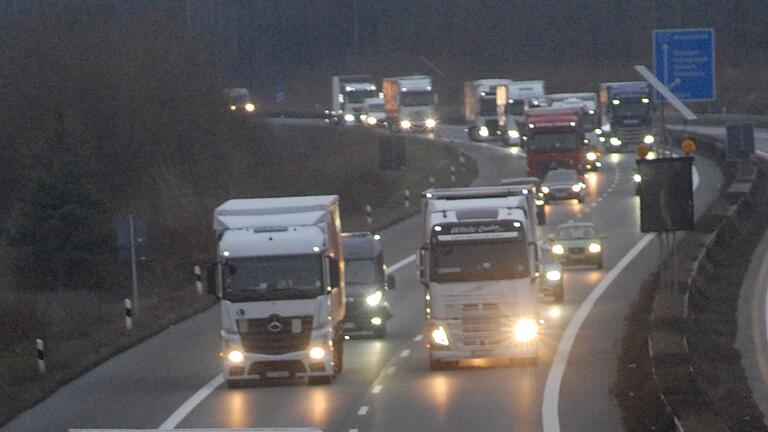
[331,75,378,124]
[506,80,546,123]
[211,196,345,386]
[420,186,541,370]
[361,96,386,127]
[464,79,514,142]
[382,75,438,133]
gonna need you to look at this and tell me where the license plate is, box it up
[471,349,494,357]
[266,371,291,378]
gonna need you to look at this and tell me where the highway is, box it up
[1,123,723,432]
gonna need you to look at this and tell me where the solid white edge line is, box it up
[386,254,416,274]
[158,373,224,430]
[541,233,655,432]
[543,164,701,432]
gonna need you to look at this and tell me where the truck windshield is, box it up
[479,97,497,116]
[401,91,434,106]
[506,100,525,116]
[612,101,650,117]
[366,103,384,112]
[431,240,529,283]
[527,130,580,153]
[346,89,378,104]
[223,255,324,301]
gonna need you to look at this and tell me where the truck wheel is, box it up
[537,208,546,225]
[597,260,604,270]
[334,336,344,374]
[226,379,245,389]
[308,375,333,385]
[428,352,443,371]
[554,287,564,303]
[372,324,387,339]
[578,197,585,204]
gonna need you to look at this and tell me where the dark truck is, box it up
[342,232,394,338]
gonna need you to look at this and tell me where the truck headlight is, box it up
[508,129,520,139]
[244,103,255,112]
[586,151,597,161]
[400,120,411,129]
[431,326,449,346]
[360,114,368,121]
[594,128,603,135]
[366,116,377,125]
[552,244,565,255]
[609,137,622,146]
[425,118,437,129]
[571,184,582,192]
[588,242,602,253]
[541,186,550,194]
[478,126,489,137]
[344,113,355,122]
[366,291,383,306]
[370,316,383,326]
[546,270,562,281]
[229,105,237,111]
[309,346,326,360]
[599,136,606,143]
[633,174,642,183]
[643,135,655,145]
[227,350,245,364]
[513,318,538,343]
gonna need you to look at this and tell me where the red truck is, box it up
[522,107,588,177]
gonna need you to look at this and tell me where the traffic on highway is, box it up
[3,3,767,432]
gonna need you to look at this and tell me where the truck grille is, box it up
[462,316,504,333]
[248,360,307,377]
[569,247,585,254]
[237,315,313,355]
[613,126,647,146]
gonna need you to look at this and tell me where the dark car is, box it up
[342,232,394,338]
[541,169,586,203]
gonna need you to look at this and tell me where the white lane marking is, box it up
[590,202,597,208]
[542,233,655,432]
[372,384,383,394]
[386,254,416,274]
[542,164,702,432]
[358,406,369,416]
[387,366,397,374]
[350,429,359,432]
[413,334,424,342]
[159,373,224,430]
[400,349,411,358]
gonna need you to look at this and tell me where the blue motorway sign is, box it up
[653,28,715,101]
[276,85,285,104]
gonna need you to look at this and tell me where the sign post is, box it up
[117,215,147,316]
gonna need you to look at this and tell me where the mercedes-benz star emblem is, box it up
[266,314,283,332]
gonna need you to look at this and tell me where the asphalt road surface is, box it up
[2,122,722,432]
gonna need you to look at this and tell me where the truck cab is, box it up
[505,81,546,125]
[599,82,655,152]
[212,196,345,386]
[341,232,394,338]
[361,96,386,127]
[420,187,541,370]
[464,79,514,143]
[522,106,588,177]
[383,75,438,133]
[331,75,378,125]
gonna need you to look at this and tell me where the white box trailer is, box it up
[212,195,345,386]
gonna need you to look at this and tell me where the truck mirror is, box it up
[387,274,396,290]
[328,257,341,289]
[205,262,221,298]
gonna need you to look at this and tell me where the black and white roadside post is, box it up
[429,176,435,187]
[117,215,147,317]
[125,298,133,330]
[450,166,456,183]
[36,338,45,374]
[459,152,467,171]
[194,265,203,295]
[365,205,373,226]
[404,189,411,208]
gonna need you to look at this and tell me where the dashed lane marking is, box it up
[413,334,424,342]
[387,366,397,374]
[372,384,383,394]
[358,406,369,416]
[400,349,411,358]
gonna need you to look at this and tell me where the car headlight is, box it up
[588,242,602,253]
[344,113,355,122]
[633,173,642,183]
[400,120,411,129]
[609,137,622,146]
[645,150,657,160]
[546,270,562,281]
[508,129,520,138]
[541,186,550,194]
[244,103,255,112]
[366,291,383,306]
[366,116,377,125]
[431,326,449,346]
[599,136,606,143]
[535,199,545,206]
[478,126,489,137]
[425,118,437,128]
[309,346,326,360]
[571,184,582,192]
[586,152,597,161]
[595,128,603,135]
[360,114,368,120]
[227,350,245,364]
[552,244,565,255]
[229,105,237,111]
[513,318,538,343]
[643,135,655,145]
